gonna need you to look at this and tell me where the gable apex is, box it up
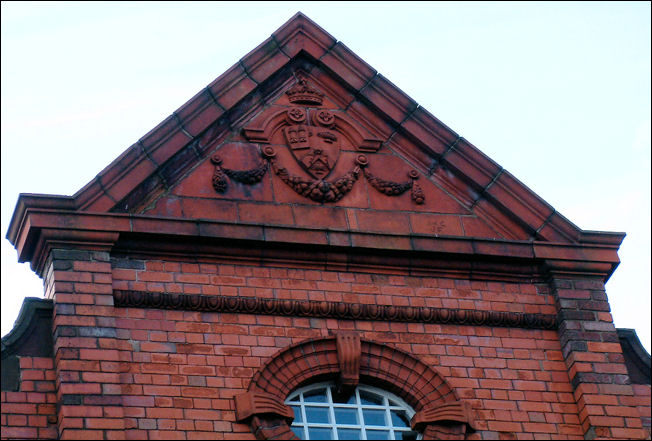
[7,12,625,282]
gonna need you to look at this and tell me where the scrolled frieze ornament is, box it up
[113,290,559,330]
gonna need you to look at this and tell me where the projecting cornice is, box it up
[7,205,623,281]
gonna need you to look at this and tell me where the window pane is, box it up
[286,383,418,440]
[308,427,333,440]
[362,409,386,426]
[305,406,330,424]
[332,389,356,404]
[390,410,410,427]
[291,406,302,423]
[395,430,417,440]
[366,429,390,440]
[334,408,358,425]
[304,388,328,403]
[291,426,305,439]
[359,390,383,405]
[337,428,361,440]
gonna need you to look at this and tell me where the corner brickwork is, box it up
[551,277,648,440]
[632,384,651,439]
[44,249,127,440]
[0,357,58,440]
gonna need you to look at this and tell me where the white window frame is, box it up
[285,381,420,440]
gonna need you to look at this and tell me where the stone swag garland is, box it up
[210,148,425,205]
[210,74,425,204]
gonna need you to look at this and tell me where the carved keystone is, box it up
[334,331,361,391]
[234,390,294,424]
[410,400,475,432]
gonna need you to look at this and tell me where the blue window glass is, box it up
[334,408,358,425]
[366,429,390,440]
[390,410,410,427]
[362,409,386,426]
[285,382,420,440]
[305,406,329,424]
[308,427,333,440]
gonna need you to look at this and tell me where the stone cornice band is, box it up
[8,206,622,282]
[113,290,557,330]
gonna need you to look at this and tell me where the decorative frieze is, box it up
[113,290,557,330]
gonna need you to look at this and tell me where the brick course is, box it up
[1,357,58,440]
[109,257,583,439]
[4,254,648,440]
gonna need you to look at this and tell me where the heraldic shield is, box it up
[283,115,340,180]
[233,73,424,204]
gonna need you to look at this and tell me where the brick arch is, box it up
[235,335,475,440]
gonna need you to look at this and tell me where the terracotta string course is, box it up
[113,290,558,330]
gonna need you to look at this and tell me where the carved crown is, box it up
[286,76,324,105]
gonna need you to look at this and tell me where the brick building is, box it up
[2,12,650,440]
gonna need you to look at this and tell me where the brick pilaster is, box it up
[45,248,127,440]
[551,277,646,440]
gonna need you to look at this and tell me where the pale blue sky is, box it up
[2,2,650,351]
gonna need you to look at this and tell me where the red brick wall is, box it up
[106,256,583,439]
[3,250,645,440]
[632,384,651,439]
[110,258,557,316]
[0,357,58,440]
[105,308,583,439]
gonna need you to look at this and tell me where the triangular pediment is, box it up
[64,13,599,245]
[133,67,514,242]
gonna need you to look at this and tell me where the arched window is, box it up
[286,381,419,440]
[234,335,474,440]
